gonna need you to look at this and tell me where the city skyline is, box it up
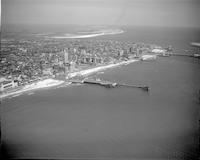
[2,0,200,28]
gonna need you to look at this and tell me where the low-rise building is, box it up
[0,80,18,92]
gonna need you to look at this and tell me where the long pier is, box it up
[118,83,149,91]
[70,79,149,91]
[170,53,200,58]
[83,79,118,88]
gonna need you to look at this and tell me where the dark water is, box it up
[1,27,200,159]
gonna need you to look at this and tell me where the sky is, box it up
[2,0,200,28]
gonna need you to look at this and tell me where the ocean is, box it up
[1,26,200,159]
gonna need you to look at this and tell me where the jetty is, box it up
[69,79,149,91]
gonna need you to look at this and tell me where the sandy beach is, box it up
[0,79,65,99]
[0,59,138,99]
[68,59,138,78]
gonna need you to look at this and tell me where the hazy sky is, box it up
[2,0,200,28]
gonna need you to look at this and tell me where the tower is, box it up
[40,61,43,73]
[64,49,70,74]
[64,49,69,64]
[136,48,141,57]
[129,47,133,54]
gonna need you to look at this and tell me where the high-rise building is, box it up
[74,55,78,63]
[81,49,86,55]
[129,47,133,53]
[73,48,77,54]
[70,62,76,71]
[63,49,70,74]
[119,50,124,56]
[136,48,141,57]
[64,49,69,64]
[40,61,43,73]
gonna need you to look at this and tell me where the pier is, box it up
[170,53,200,58]
[70,79,149,91]
[118,83,149,91]
[83,79,118,88]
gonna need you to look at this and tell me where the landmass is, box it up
[0,59,139,99]
[0,29,173,99]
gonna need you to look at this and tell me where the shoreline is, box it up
[0,79,66,99]
[0,59,138,99]
[67,59,138,78]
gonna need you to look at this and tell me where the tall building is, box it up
[70,62,76,71]
[73,48,77,54]
[63,49,70,74]
[129,47,133,53]
[40,61,43,73]
[74,55,78,63]
[136,48,142,57]
[64,49,69,64]
[81,49,86,55]
[0,80,18,92]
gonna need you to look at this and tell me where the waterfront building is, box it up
[63,49,71,74]
[70,62,76,71]
[0,80,18,92]
[42,67,53,76]
[119,50,124,56]
[80,55,103,65]
[151,48,166,54]
[73,48,77,54]
[129,47,134,53]
[136,48,142,57]
[81,49,86,55]
[39,61,43,74]
[123,50,129,59]
[74,55,78,63]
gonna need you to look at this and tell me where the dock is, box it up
[70,79,149,91]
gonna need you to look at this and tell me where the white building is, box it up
[152,48,166,54]
[0,80,18,92]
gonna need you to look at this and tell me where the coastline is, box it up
[0,59,138,99]
[0,79,65,99]
[67,59,138,78]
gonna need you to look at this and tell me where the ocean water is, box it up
[1,26,200,159]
